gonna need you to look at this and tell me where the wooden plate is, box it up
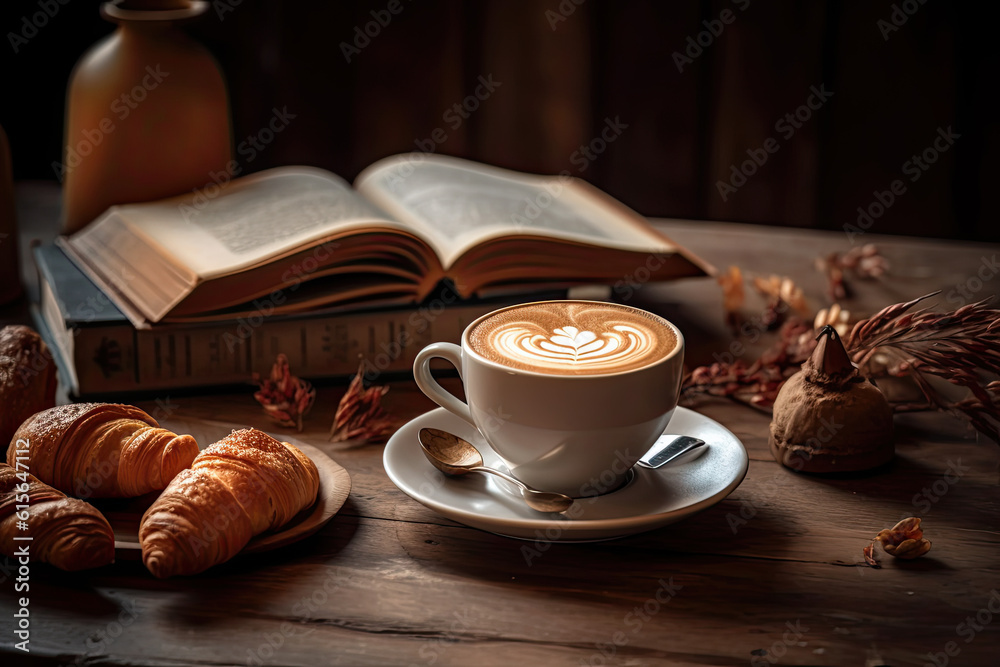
[96,417,351,559]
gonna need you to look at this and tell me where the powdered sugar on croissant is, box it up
[139,428,319,578]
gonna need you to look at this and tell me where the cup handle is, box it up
[413,342,476,428]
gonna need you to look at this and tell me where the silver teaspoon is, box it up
[418,428,574,514]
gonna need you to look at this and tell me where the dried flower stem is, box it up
[682,318,815,409]
[686,287,1000,443]
[847,293,1000,443]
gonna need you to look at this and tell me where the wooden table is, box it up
[3,205,999,666]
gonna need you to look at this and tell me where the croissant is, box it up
[140,428,319,578]
[7,403,199,498]
[0,325,57,456]
[0,462,115,571]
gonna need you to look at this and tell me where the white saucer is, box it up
[383,406,749,541]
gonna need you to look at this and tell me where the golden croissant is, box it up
[0,462,115,571]
[140,428,319,578]
[7,403,199,498]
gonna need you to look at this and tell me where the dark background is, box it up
[2,0,997,241]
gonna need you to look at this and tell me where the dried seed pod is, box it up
[769,325,894,472]
[864,517,932,567]
[813,303,855,339]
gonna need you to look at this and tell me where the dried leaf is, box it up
[252,353,316,432]
[330,362,394,444]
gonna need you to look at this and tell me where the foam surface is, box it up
[467,302,677,375]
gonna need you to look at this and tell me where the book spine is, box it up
[251,304,486,380]
[68,302,498,396]
[135,326,251,389]
[32,305,140,396]
[73,326,140,394]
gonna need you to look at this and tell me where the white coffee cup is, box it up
[413,300,684,497]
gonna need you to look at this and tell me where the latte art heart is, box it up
[468,302,677,375]
[499,324,647,368]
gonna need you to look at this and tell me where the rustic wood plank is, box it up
[3,219,999,666]
[5,509,998,666]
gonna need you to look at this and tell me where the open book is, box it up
[59,154,711,327]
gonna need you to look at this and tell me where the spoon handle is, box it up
[637,435,706,469]
[469,465,531,493]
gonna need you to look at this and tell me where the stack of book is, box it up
[37,154,709,397]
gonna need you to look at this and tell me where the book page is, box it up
[96,167,420,278]
[355,154,675,268]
